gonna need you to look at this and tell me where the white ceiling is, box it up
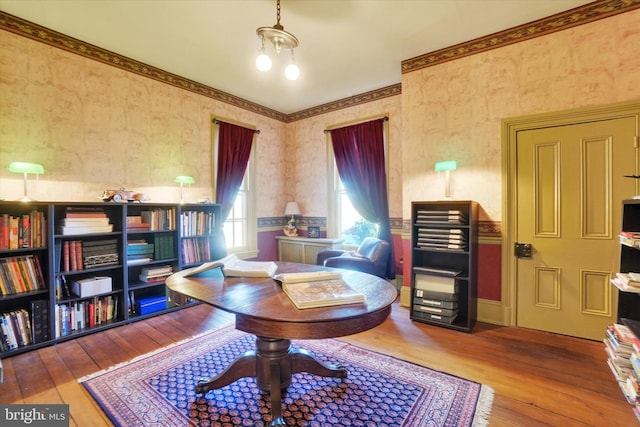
[0,0,592,114]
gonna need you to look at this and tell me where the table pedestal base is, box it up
[195,336,348,427]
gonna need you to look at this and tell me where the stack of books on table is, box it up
[604,322,640,418]
[273,271,365,310]
[127,239,154,265]
[139,265,174,283]
[412,267,461,324]
[59,208,113,235]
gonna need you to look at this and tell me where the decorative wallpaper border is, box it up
[401,0,639,74]
[1,1,637,122]
[259,216,404,231]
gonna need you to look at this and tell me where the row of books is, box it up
[412,267,461,324]
[0,210,47,250]
[59,238,119,272]
[0,302,50,352]
[136,208,177,231]
[611,272,640,294]
[0,254,46,296]
[181,236,213,265]
[54,295,119,337]
[58,208,113,235]
[416,227,467,251]
[415,209,466,225]
[180,210,216,237]
[604,322,640,420]
[126,234,176,265]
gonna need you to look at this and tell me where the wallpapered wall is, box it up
[400,10,640,314]
[1,10,639,320]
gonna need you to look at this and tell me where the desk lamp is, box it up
[435,160,457,198]
[8,162,45,202]
[175,175,195,204]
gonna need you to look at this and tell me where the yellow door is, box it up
[516,117,638,340]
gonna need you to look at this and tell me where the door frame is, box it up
[500,100,640,327]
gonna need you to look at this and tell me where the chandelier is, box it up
[256,0,300,80]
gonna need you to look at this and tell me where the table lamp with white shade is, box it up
[283,201,301,236]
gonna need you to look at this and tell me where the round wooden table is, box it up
[166,262,398,427]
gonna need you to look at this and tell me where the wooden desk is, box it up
[276,235,344,264]
[166,262,397,427]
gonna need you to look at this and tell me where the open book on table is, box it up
[179,254,278,278]
[273,271,366,310]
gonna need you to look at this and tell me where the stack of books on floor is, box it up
[604,322,640,419]
[139,265,174,283]
[127,239,154,265]
[416,227,467,251]
[59,208,113,235]
[411,267,461,324]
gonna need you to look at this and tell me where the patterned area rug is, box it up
[80,324,493,426]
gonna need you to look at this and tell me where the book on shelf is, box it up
[59,224,114,235]
[139,265,174,283]
[612,273,640,293]
[273,271,366,310]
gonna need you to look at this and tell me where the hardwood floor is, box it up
[0,302,634,426]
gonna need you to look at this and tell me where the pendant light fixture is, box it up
[256,0,300,80]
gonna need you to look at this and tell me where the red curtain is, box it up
[215,121,255,221]
[329,118,394,278]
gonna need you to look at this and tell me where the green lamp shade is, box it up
[8,162,45,175]
[175,175,195,185]
[434,160,457,172]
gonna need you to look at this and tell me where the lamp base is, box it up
[16,196,35,202]
[283,226,298,237]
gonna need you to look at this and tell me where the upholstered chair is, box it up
[316,237,390,278]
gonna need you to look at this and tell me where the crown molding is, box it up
[2,0,638,123]
[401,0,640,74]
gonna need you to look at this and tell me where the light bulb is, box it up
[285,63,300,80]
[256,52,272,72]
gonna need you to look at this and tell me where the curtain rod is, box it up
[324,116,388,134]
[213,118,260,134]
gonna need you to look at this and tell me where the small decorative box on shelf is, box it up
[135,295,167,315]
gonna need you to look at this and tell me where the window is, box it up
[212,121,258,259]
[327,116,389,248]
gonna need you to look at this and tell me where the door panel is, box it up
[516,117,637,340]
